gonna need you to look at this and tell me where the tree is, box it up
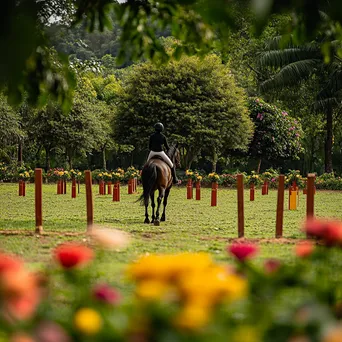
[114,54,253,170]
[0,94,22,162]
[3,0,342,108]
[247,98,303,173]
[257,35,342,173]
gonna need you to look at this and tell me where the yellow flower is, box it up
[127,253,212,282]
[98,173,103,177]
[78,172,81,176]
[136,280,169,300]
[232,326,260,342]
[74,308,102,335]
[197,176,203,181]
[173,304,210,330]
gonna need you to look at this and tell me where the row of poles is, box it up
[32,170,315,238]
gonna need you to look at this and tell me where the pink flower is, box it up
[264,259,281,274]
[228,243,258,261]
[303,219,342,246]
[93,284,121,305]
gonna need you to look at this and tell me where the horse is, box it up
[139,145,181,226]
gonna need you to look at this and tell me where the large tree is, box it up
[114,54,253,170]
[257,35,342,173]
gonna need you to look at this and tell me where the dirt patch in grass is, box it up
[0,230,85,237]
[200,236,305,244]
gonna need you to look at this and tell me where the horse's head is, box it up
[169,144,181,168]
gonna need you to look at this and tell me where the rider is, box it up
[147,122,179,184]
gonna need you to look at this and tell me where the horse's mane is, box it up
[167,144,177,160]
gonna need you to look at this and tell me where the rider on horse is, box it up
[147,122,179,184]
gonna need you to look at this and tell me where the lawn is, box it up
[1,183,342,286]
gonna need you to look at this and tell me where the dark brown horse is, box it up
[139,145,181,226]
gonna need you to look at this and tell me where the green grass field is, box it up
[1,183,342,285]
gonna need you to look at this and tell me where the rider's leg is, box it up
[171,166,179,184]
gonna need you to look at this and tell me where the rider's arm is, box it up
[149,135,152,150]
[163,135,170,151]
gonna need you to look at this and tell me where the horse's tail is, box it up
[137,163,157,205]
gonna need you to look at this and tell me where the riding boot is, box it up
[171,167,179,184]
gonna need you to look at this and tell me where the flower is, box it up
[321,324,342,342]
[264,259,281,274]
[9,333,35,342]
[228,243,258,261]
[93,284,121,305]
[303,219,342,246]
[173,304,210,330]
[90,227,130,250]
[54,244,93,269]
[135,279,169,300]
[74,308,102,335]
[35,321,71,342]
[295,241,315,258]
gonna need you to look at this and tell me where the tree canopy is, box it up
[114,54,253,170]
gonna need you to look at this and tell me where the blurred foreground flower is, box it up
[0,253,41,321]
[90,226,130,250]
[295,241,315,258]
[93,283,121,305]
[228,243,259,261]
[74,308,102,335]
[127,253,247,330]
[304,219,342,246]
[54,243,93,269]
[35,321,71,342]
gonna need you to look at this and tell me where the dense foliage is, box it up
[248,97,303,170]
[114,54,253,170]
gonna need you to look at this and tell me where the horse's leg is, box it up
[144,196,150,224]
[161,188,170,222]
[154,188,165,226]
[150,192,156,223]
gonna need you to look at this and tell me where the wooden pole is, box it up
[237,174,244,238]
[211,182,218,206]
[22,181,26,197]
[306,174,315,219]
[35,169,43,234]
[85,171,93,232]
[19,180,23,196]
[72,178,76,198]
[276,175,285,238]
[195,181,201,200]
[186,179,193,199]
[250,183,255,201]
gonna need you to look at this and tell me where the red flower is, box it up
[295,241,315,258]
[303,219,327,239]
[93,284,121,305]
[0,253,23,274]
[303,219,342,246]
[54,244,93,269]
[228,243,258,261]
[264,259,281,274]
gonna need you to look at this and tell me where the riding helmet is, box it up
[154,122,164,132]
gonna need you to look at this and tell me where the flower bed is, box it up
[2,221,342,341]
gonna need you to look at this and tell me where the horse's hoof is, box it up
[161,216,165,222]
[144,219,150,224]
[154,220,160,226]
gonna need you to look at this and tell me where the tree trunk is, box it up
[45,147,50,171]
[211,152,218,172]
[102,148,106,169]
[256,158,262,174]
[325,108,333,173]
[17,139,23,166]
